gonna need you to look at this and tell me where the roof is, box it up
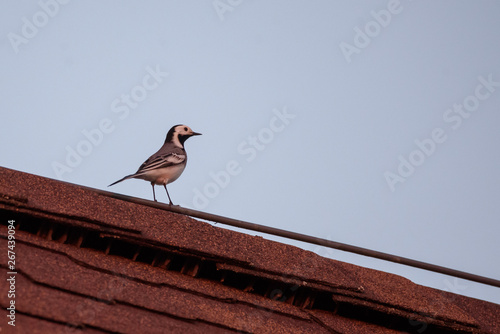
[0,166,499,333]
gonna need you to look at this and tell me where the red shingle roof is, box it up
[0,166,499,333]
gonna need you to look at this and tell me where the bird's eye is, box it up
[184,127,188,131]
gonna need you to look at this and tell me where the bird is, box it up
[109,124,201,204]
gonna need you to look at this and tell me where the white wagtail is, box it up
[109,124,201,204]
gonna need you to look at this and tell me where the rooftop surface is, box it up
[0,166,499,333]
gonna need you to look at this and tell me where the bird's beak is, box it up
[191,131,202,136]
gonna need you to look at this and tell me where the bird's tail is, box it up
[108,174,135,187]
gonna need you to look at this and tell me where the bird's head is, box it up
[166,124,202,147]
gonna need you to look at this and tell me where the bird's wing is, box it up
[135,152,186,174]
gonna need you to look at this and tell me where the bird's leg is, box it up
[151,183,157,202]
[164,185,173,205]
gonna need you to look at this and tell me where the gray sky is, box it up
[1,1,499,304]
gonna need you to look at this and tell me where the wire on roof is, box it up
[88,186,500,289]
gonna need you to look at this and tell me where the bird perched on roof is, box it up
[109,124,201,204]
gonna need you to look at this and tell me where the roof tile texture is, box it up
[1,166,499,333]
